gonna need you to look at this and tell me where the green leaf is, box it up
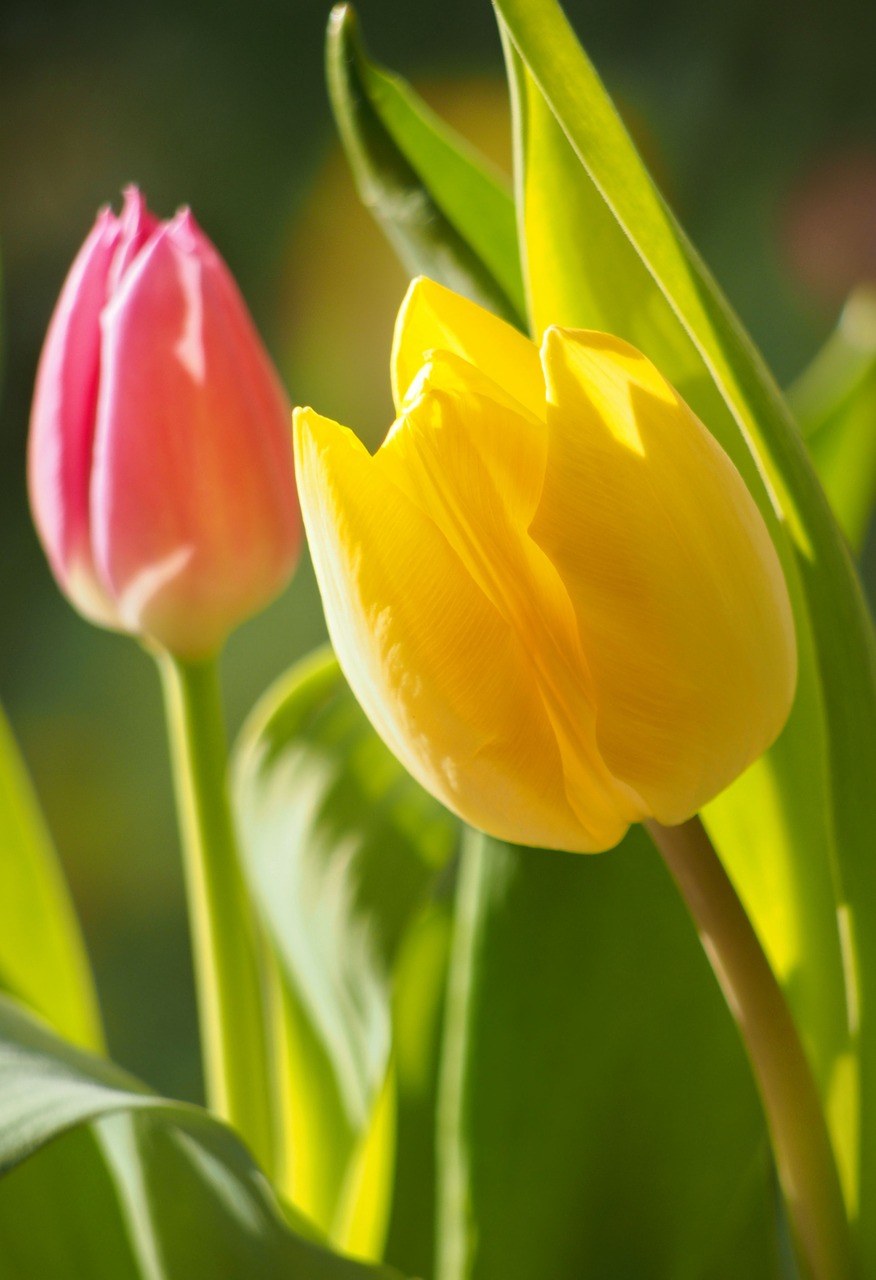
[320,16,803,1268]
[322,1,873,1266]
[0,702,102,1051]
[0,560,188,1280]
[0,1124,148,1279]
[494,0,876,1258]
[325,4,525,326]
[0,992,406,1280]
[0,725,134,1279]
[788,288,876,553]
[437,832,789,1280]
[498,16,848,1110]
[232,648,456,1272]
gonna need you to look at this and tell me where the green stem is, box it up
[646,815,853,1280]
[159,653,274,1171]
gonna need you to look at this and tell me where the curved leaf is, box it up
[321,17,809,1271]
[0,250,100,1051]
[495,4,876,1256]
[0,993,405,1280]
[326,4,525,326]
[437,830,789,1280]
[0,702,102,1051]
[789,288,876,552]
[0,1124,147,1279]
[233,648,456,1271]
[498,8,847,1100]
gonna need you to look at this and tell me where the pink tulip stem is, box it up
[646,815,853,1280]
[160,652,274,1172]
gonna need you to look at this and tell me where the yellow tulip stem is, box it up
[646,815,852,1280]
[159,652,274,1172]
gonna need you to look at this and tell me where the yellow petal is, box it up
[376,368,642,846]
[380,350,547,537]
[390,277,543,419]
[293,406,601,851]
[393,347,543,435]
[533,327,797,824]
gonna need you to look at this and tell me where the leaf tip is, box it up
[327,2,357,47]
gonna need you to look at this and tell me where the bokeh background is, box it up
[0,0,874,1103]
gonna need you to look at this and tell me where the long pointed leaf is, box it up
[495,4,876,1257]
[499,18,850,1118]
[321,14,812,1271]
[789,288,876,552]
[437,831,788,1280]
[0,703,102,1051]
[233,649,456,1272]
[326,4,525,326]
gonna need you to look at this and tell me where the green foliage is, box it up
[0,701,102,1051]
[788,288,876,553]
[0,673,415,1276]
[0,1,873,1274]
[494,0,876,1265]
[0,993,405,1279]
[325,4,525,326]
[327,3,876,1273]
[324,10,792,1275]
[0,1125,147,1279]
[232,648,456,1273]
[0,691,146,1273]
[438,831,789,1280]
[498,0,855,1172]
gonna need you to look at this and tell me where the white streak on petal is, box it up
[173,253,206,385]
[117,545,194,631]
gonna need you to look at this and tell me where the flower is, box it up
[29,187,300,658]
[294,278,797,851]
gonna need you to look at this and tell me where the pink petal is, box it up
[91,215,300,656]
[28,206,122,621]
[106,186,160,297]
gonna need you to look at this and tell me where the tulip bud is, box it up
[294,278,797,851]
[29,187,300,658]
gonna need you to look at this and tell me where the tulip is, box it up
[294,277,797,851]
[29,187,300,658]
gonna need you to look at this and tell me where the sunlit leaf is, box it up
[321,11,814,1272]
[0,993,406,1279]
[494,7,876,1264]
[789,288,876,553]
[0,1124,147,1280]
[0,257,149,1278]
[436,830,789,1280]
[326,4,525,326]
[497,8,846,1105]
[233,647,456,1273]
[0,702,102,1051]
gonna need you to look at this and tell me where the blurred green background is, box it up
[0,0,874,1104]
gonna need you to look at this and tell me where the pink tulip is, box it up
[29,187,301,657]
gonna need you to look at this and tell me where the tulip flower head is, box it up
[29,187,300,658]
[295,278,797,852]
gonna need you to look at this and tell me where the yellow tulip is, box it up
[294,278,797,852]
